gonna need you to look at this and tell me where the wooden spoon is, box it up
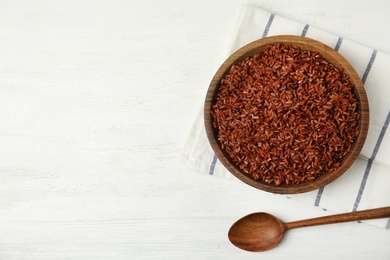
[228,206,390,252]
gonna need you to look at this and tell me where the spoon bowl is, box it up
[228,206,390,252]
[228,213,285,252]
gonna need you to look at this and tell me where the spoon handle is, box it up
[285,206,390,230]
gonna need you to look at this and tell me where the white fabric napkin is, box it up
[181,6,390,228]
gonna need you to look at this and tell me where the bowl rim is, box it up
[204,35,369,194]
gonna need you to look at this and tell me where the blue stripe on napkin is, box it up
[353,110,390,211]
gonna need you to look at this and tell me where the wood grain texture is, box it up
[229,207,390,252]
[228,212,285,252]
[205,35,369,194]
[0,1,389,259]
[285,206,390,229]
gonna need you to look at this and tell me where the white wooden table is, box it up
[0,1,389,259]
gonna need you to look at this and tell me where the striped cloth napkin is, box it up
[181,6,390,228]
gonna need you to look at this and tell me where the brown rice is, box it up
[211,43,360,185]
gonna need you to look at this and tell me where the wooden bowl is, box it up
[204,35,369,194]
